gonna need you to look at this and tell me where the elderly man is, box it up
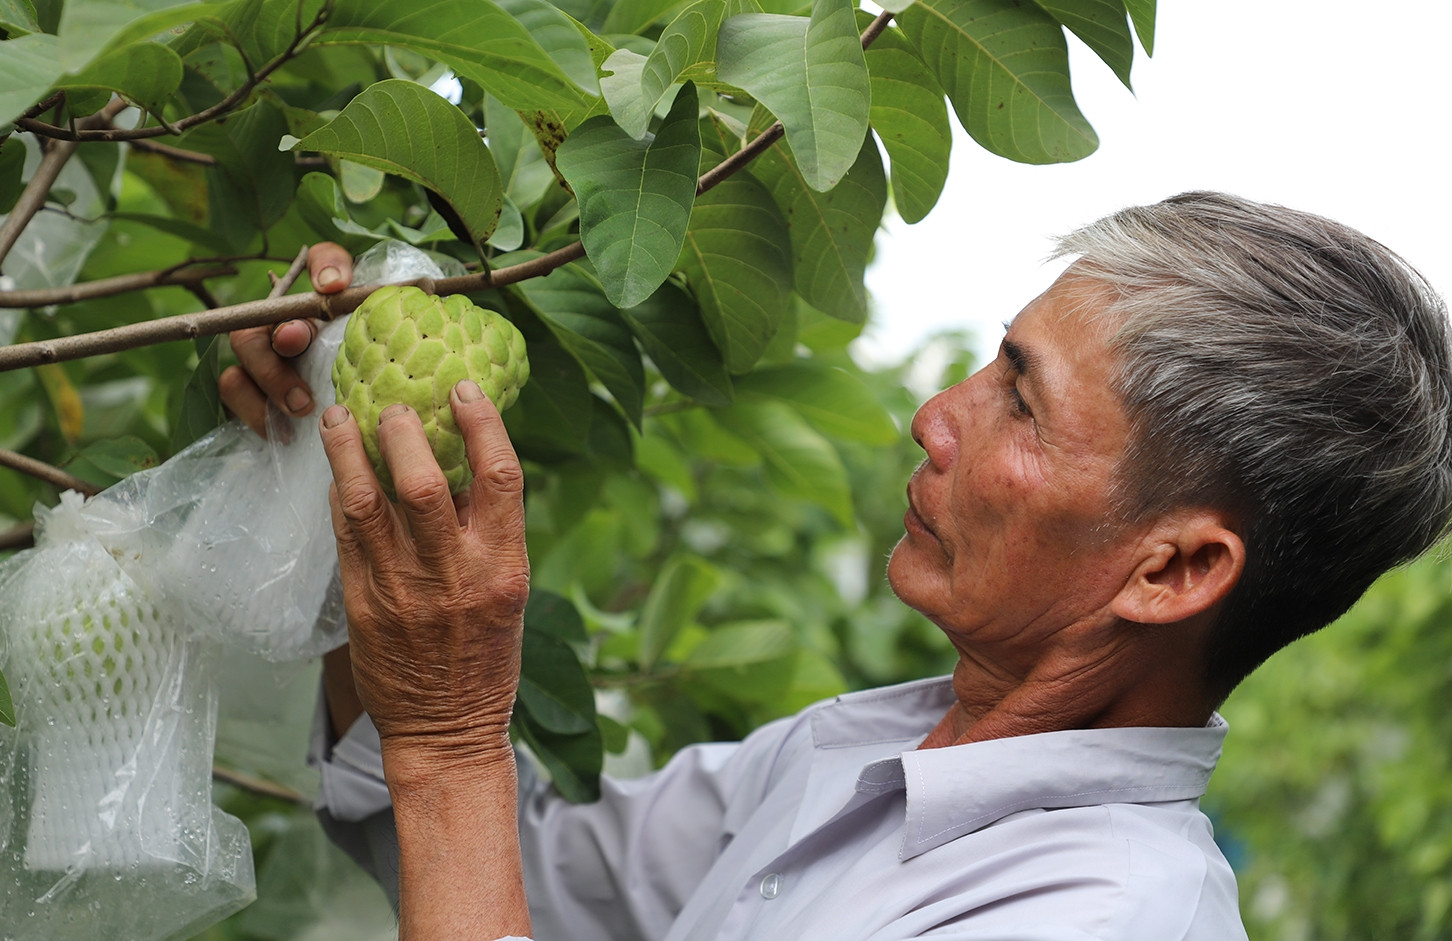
[223,192,1452,940]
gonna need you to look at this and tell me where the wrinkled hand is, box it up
[219,242,353,436]
[319,380,529,767]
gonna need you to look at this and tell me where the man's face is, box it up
[887,271,1143,660]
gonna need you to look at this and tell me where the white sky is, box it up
[858,0,1452,369]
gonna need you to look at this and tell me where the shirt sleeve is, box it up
[308,690,786,941]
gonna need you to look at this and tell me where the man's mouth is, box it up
[904,486,937,540]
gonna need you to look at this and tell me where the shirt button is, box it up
[759,873,783,900]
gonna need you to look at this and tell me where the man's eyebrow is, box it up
[1001,338,1036,378]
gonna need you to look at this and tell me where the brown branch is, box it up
[0,11,898,373]
[0,447,101,497]
[268,245,310,298]
[0,99,127,270]
[15,9,326,144]
[127,138,218,166]
[211,764,308,806]
[0,265,238,308]
[0,522,36,552]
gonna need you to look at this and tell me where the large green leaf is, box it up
[601,0,752,139]
[620,280,733,406]
[678,126,794,373]
[736,361,898,444]
[556,83,700,309]
[502,338,596,460]
[0,34,68,126]
[0,0,41,36]
[192,0,327,68]
[898,0,1098,164]
[680,618,799,702]
[56,0,219,71]
[740,114,885,324]
[291,80,503,248]
[486,94,558,207]
[512,262,646,426]
[712,399,854,525]
[1031,0,1135,89]
[320,0,591,111]
[518,627,596,735]
[1124,0,1154,55]
[716,0,869,191]
[863,22,951,224]
[59,41,183,123]
[185,97,295,246]
[638,554,722,669]
[601,0,685,35]
[493,0,599,94]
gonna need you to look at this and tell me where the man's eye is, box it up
[1009,384,1032,417]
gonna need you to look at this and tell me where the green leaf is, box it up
[678,130,794,372]
[601,0,686,35]
[525,588,589,644]
[556,83,701,308]
[493,0,599,95]
[56,0,220,72]
[639,554,722,669]
[502,338,596,460]
[0,0,40,36]
[0,33,68,127]
[680,618,799,702]
[196,0,326,68]
[515,712,602,802]
[735,361,898,444]
[71,435,160,479]
[320,0,591,111]
[863,23,952,224]
[171,336,225,452]
[56,40,184,116]
[513,262,646,426]
[1124,0,1154,56]
[712,399,854,525]
[601,0,751,139]
[619,280,734,407]
[0,141,24,215]
[741,115,885,323]
[717,0,870,191]
[292,80,503,248]
[518,628,596,734]
[898,0,1098,164]
[486,94,558,207]
[1031,0,1134,89]
[0,667,13,728]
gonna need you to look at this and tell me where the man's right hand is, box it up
[218,242,354,436]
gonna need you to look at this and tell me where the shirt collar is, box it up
[807,677,1228,861]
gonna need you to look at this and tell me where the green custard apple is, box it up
[332,284,529,498]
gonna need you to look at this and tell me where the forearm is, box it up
[386,744,532,941]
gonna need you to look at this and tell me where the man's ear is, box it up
[1111,513,1245,625]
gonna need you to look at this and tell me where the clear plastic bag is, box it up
[0,493,254,940]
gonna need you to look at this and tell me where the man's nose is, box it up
[911,385,964,470]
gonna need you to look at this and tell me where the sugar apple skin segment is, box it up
[332,285,529,499]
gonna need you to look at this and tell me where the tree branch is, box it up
[0,521,36,552]
[211,764,308,806]
[0,99,127,270]
[0,447,101,497]
[0,265,238,308]
[0,11,898,373]
[14,10,326,144]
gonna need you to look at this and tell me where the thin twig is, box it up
[127,138,218,166]
[211,764,309,806]
[268,245,311,298]
[0,12,897,372]
[0,447,101,497]
[0,265,239,309]
[0,521,36,552]
[15,10,327,144]
[0,99,127,270]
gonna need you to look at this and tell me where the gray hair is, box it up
[1056,191,1452,695]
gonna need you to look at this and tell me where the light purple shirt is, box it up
[312,677,1247,940]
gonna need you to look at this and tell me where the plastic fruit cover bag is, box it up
[0,492,254,940]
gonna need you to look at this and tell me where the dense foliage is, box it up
[6,0,1449,939]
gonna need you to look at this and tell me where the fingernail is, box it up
[455,379,483,402]
[285,387,313,415]
[316,266,341,289]
[380,403,411,423]
[322,405,349,428]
